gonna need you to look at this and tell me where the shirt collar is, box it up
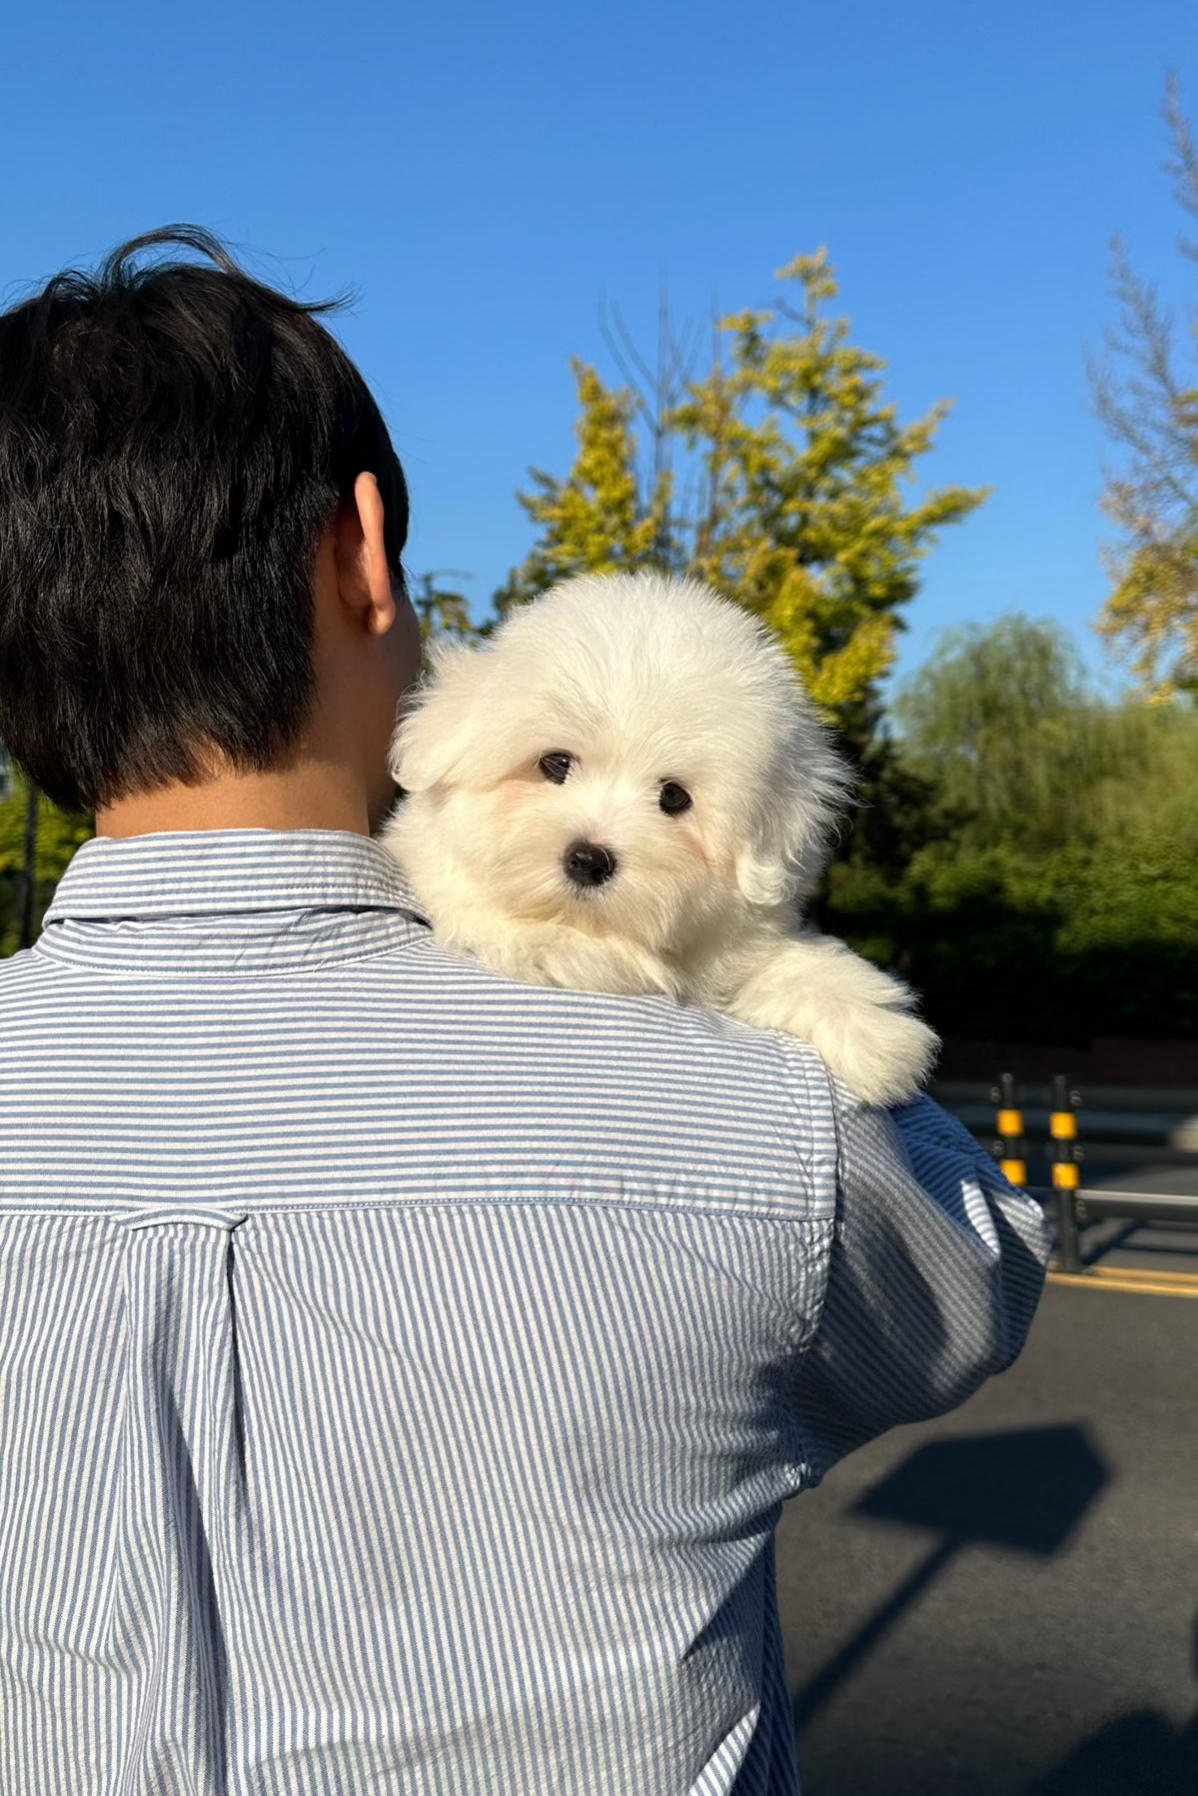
[35,829,431,975]
[44,828,419,923]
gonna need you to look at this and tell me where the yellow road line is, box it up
[1049,1266,1198,1298]
[1086,1264,1198,1289]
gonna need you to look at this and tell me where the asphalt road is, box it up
[776,1279,1198,1796]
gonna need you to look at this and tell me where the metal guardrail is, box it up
[984,1072,1198,1273]
[1039,1185,1198,1268]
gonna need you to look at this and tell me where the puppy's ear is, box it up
[734,723,854,909]
[735,841,798,908]
[734,794,821,907]
[389,640,486,792]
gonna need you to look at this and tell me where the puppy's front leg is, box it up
[443,913,682,1001]
[723,933,938,1104]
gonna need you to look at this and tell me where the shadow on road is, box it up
[1025,1612,1198,1796]
[793,1424,1108,1730]
[1025,1708,1198,1795]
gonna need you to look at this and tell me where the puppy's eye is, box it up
[659,781,692,815]
[538,752,573,785]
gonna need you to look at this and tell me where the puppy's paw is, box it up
[726,935,938,1104]
[802,1002,939,1106]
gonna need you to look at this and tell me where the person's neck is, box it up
[96,757,375,839]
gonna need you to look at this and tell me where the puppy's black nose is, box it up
[564,841,618,888]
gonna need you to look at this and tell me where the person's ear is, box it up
[334,471,397,637]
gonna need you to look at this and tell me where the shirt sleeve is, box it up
[789,1090,1052,1485]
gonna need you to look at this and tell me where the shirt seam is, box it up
[776,1045,843,1487]
[28,934,431,978]
[0,1192,837,1226]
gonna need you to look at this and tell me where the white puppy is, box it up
[383,571,937,1104]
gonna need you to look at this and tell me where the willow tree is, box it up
[893,615,1112,854]
[498,250,986,729]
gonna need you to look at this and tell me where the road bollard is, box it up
[991,1072,1027,1190]
[1050,1074,1083,1274]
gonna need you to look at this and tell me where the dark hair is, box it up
[0,225,409,812]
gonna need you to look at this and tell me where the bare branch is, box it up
[598,299,657,416]
[1091,80,1198,693]
[1164,70,1198,228]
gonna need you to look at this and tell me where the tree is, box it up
[892,614,1108,853]
[1093,75,1198,698]
[411,571,477,643]
[0,773,93,957]
[499,251,987,729]
[495,362,672,612]
[673,251,986,722]
[831,613,1198,1043]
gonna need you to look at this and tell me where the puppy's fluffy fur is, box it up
[384,571,938,1104]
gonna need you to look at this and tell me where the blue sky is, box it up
[2,0,1195,695]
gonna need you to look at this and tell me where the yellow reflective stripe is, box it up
[1049,1270,1198,1299]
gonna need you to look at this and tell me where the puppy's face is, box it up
[420,726,731,953]
[388,573,852,956]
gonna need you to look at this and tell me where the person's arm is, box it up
[790,1091,1051,1483]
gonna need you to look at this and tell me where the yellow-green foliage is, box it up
[499,251,986,725]
[1098,510,1198,701]
[496,363,672,610]
[674,252,985,716]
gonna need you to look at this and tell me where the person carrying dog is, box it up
[0,228,1050,1796]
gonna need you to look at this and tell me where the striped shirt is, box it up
[0,829,1049,1795]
